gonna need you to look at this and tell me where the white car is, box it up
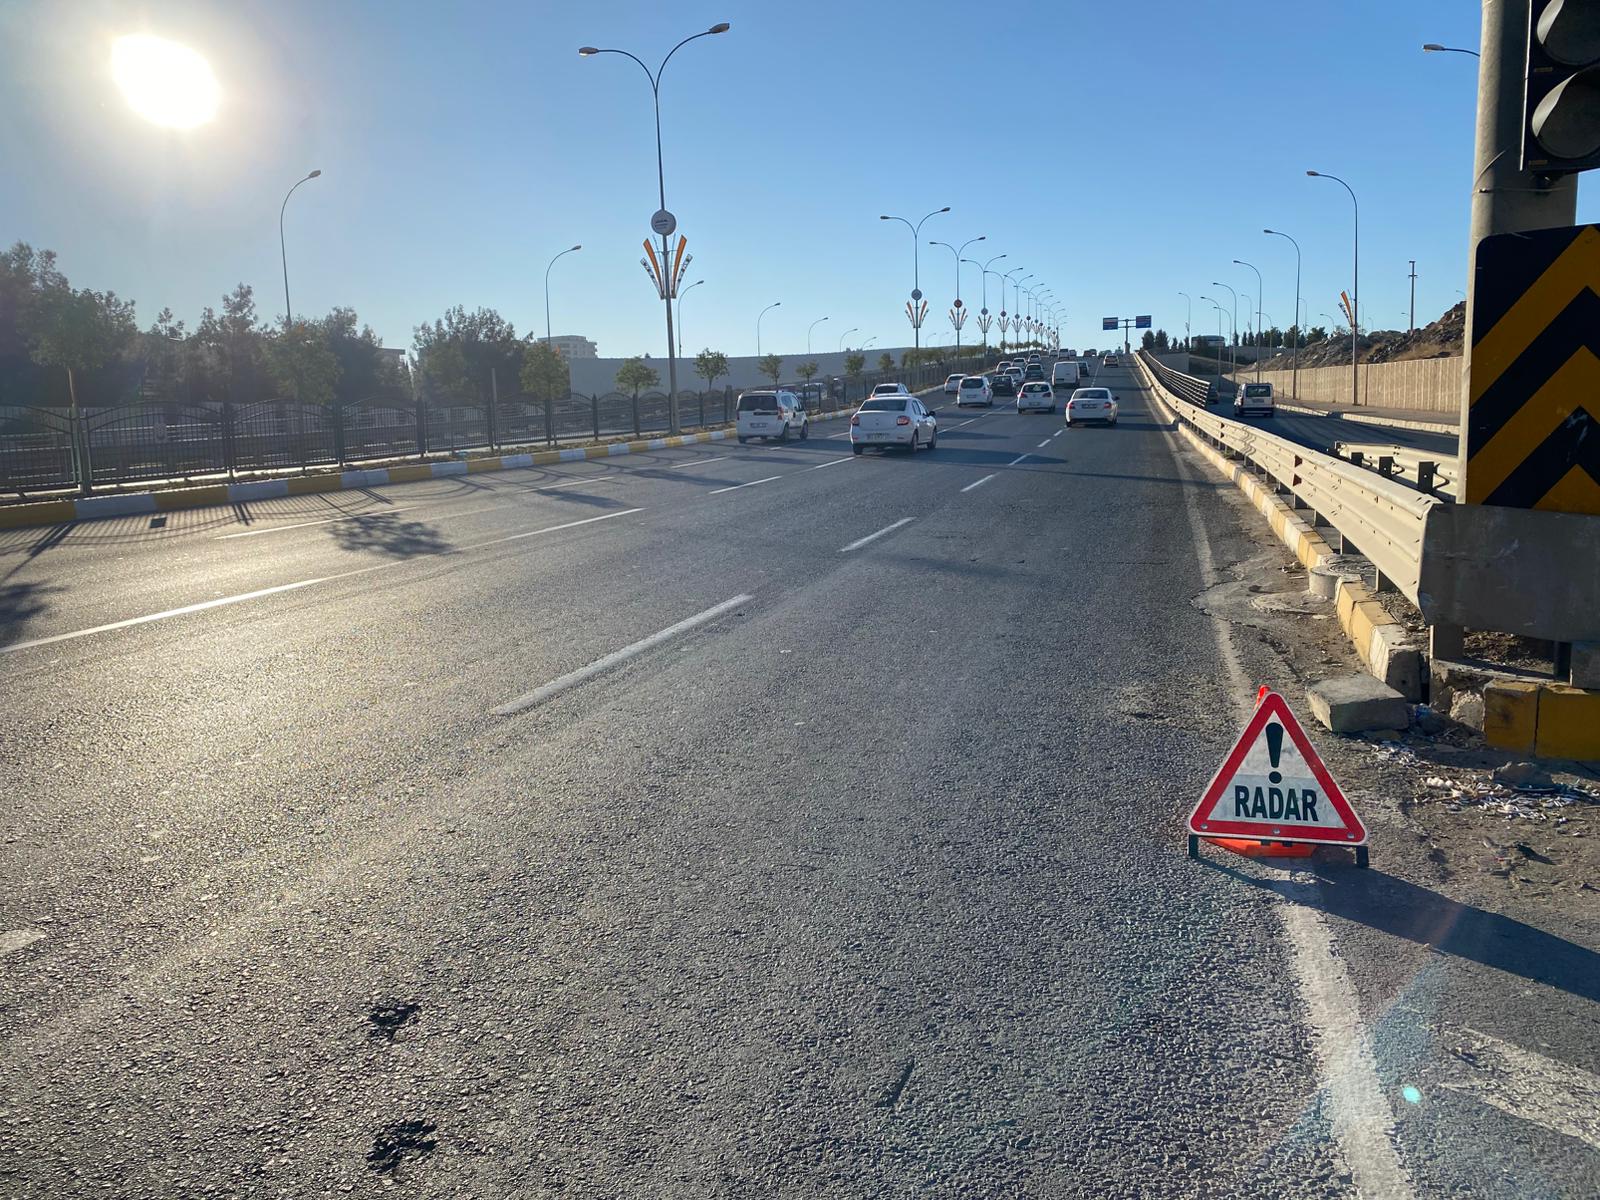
[851,394,938,454]
[1066,386,1119,427]
[735,390,808,443]
[955,375,993,407]
[1002,366,1025,390]
[870,381,910,398]
[1102,354,1121,368]
[1016,380,1055,413]
[1051,360,1081,390]
[1234,382,1276,417]
[943,373,964,396]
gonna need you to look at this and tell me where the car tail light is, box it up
[896,416,911,426]
[849,414,859,426]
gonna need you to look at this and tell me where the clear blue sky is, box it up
[4,0,1595,360]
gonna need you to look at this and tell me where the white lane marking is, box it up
[810,457,852,470]
[951,417,979,428]
[1438,1026,1600,1152]
[1008,454,1030,466]
[709,475,782,495]
[0,928,47,957]
[668,455,730,468]
[3,509,645,655]
[216,505,422,539]
[493,593,752,716]
[839,517,913,553]
[1163,437,1412,1197]
[960,474,996,494]
[828,431,850,439]
[1053,428,1065,438]
[533,476,622,491]
[464,508,643,549]
[1036,438,1051,448]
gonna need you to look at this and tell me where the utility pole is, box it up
[1408,259,1417,332]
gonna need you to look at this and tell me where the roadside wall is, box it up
[1232,356,1461,413]
[568,343,999,394]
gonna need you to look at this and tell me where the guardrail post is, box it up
[1378,454,1395,478]
[1417,461,1437,493]
[1349,450,1365,468]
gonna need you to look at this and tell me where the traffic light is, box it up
[1523,0,1600,176]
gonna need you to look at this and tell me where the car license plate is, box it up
[868,432,887,440]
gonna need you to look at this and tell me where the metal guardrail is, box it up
[1137,350,1439,605]
[1333,441,1460,500]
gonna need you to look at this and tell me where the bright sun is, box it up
[111,34,219,129]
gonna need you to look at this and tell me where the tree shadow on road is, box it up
[1199,854,1600,1004]
[0,581,64,645]
[326,515,453,559]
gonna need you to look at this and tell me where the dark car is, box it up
[1023,364,1046,383]
[991,373,1018,397]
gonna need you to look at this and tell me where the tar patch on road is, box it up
[367,999,420,1041]
[874,1058,916,1109]
[367,1119,438,1175]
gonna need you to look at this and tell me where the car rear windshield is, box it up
[738,394,778,412]
[1022,383,1049,392]
[859,398,908,412]
[960,378,985,387]
[1075,389,1110,399]
[1244,384,1273,397]
[871,385,903,395]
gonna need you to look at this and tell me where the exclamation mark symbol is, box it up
[1265,723,1284,784]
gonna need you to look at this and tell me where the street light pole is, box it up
[544,244,583,344]
[1408,259,1417,332]
[806,316,829,355]
[1264,228,1302,401]
[1177,291,1192,351]
[279,169,322,327]
[1002,267,1025,354]
[968,252,1006,356]
[1233,259,1264,380]
[879,207,950,352]
[1422,43,1480,57]
[579,22,731,436]
[1210,281,1238,377]
[757,301,780,358]
[675,277,704,358]
[929,235,985,352]
[1307,169,1360,406]
[1202,298,1225,378]
[838,327,858,352]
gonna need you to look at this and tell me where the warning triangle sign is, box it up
[1188,691,1367,846]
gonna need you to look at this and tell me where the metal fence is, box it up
[0,354,989,495]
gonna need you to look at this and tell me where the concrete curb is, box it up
[1136,357,1425,700]
[1272,400,1457,436]
[0,404,879,533]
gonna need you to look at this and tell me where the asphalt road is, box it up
[1203,376,1458,459]
[2,365,1595,1197]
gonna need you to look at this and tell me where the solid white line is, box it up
[493,593,752,716]
[1008,454,1030,466]
[839,517,912,553]
[960,474,996,493]
[709,475,782,495]
[810,457,852,470]
[668,455,729,468]
[6,509,646,655]
[464,508,643,548]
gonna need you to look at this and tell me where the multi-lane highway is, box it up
[2,363,1596,1197]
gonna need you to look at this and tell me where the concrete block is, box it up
[1534,685,1600,762]
[1308,674,1411,734]
[1450,691,1486,731]
[1371,625,1425,701]
[1571,642,1600,690]
[1482,680,1539,754]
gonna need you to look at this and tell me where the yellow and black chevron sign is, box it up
[1467,224,1600,513]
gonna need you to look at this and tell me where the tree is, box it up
[0,242,68,365]
[615,356,660,398]
[520,341,569,404]
[796,360,819,384]
[877,352,895,373]
[693,348,729,394]
[1154,329,1171,351]
[194,283,268,399]
[318,307,396,402]
[1141,330,1156,351]
[412,305,525,405]
[844,353,865,380]
[30,285,138,409]
[757,353,783,385]
[264,320,341,405]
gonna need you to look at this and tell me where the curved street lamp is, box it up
[579,22,731,433]
[1210,280,1239,375]
[807,316,830,355]
[1177,291,1192,349]
[1264,229,1302,398]
[879,207,950,350]
[675,277,704,358]
[929,234,984,349]
[756,301,781,357]
[1308,169,1360,405]
[279,169,322,327]
[1233,259,1264,381]
[1422,43,1479,57]
[1201,296,1226,373]
[838,326,858,352]
[544,244,583,344]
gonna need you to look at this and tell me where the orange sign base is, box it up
[1205,837,1314,859]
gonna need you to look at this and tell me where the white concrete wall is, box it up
[1232,356,1461,413]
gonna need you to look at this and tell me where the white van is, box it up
[1051,360,1081,390]
[736,390,808,442]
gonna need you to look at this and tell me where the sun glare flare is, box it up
[111,34,219,129]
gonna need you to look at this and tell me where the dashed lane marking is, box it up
[839,517,913,553]
[668,455,730,468]
[492,593,753,716]
[709,475,783,495]
[960,474,996,493]
[810,458,853,470]
[1008,454,1030,466]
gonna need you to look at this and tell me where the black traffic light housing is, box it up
[1523,0,1600,177]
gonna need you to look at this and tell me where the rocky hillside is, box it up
[1252,302,1464,371]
